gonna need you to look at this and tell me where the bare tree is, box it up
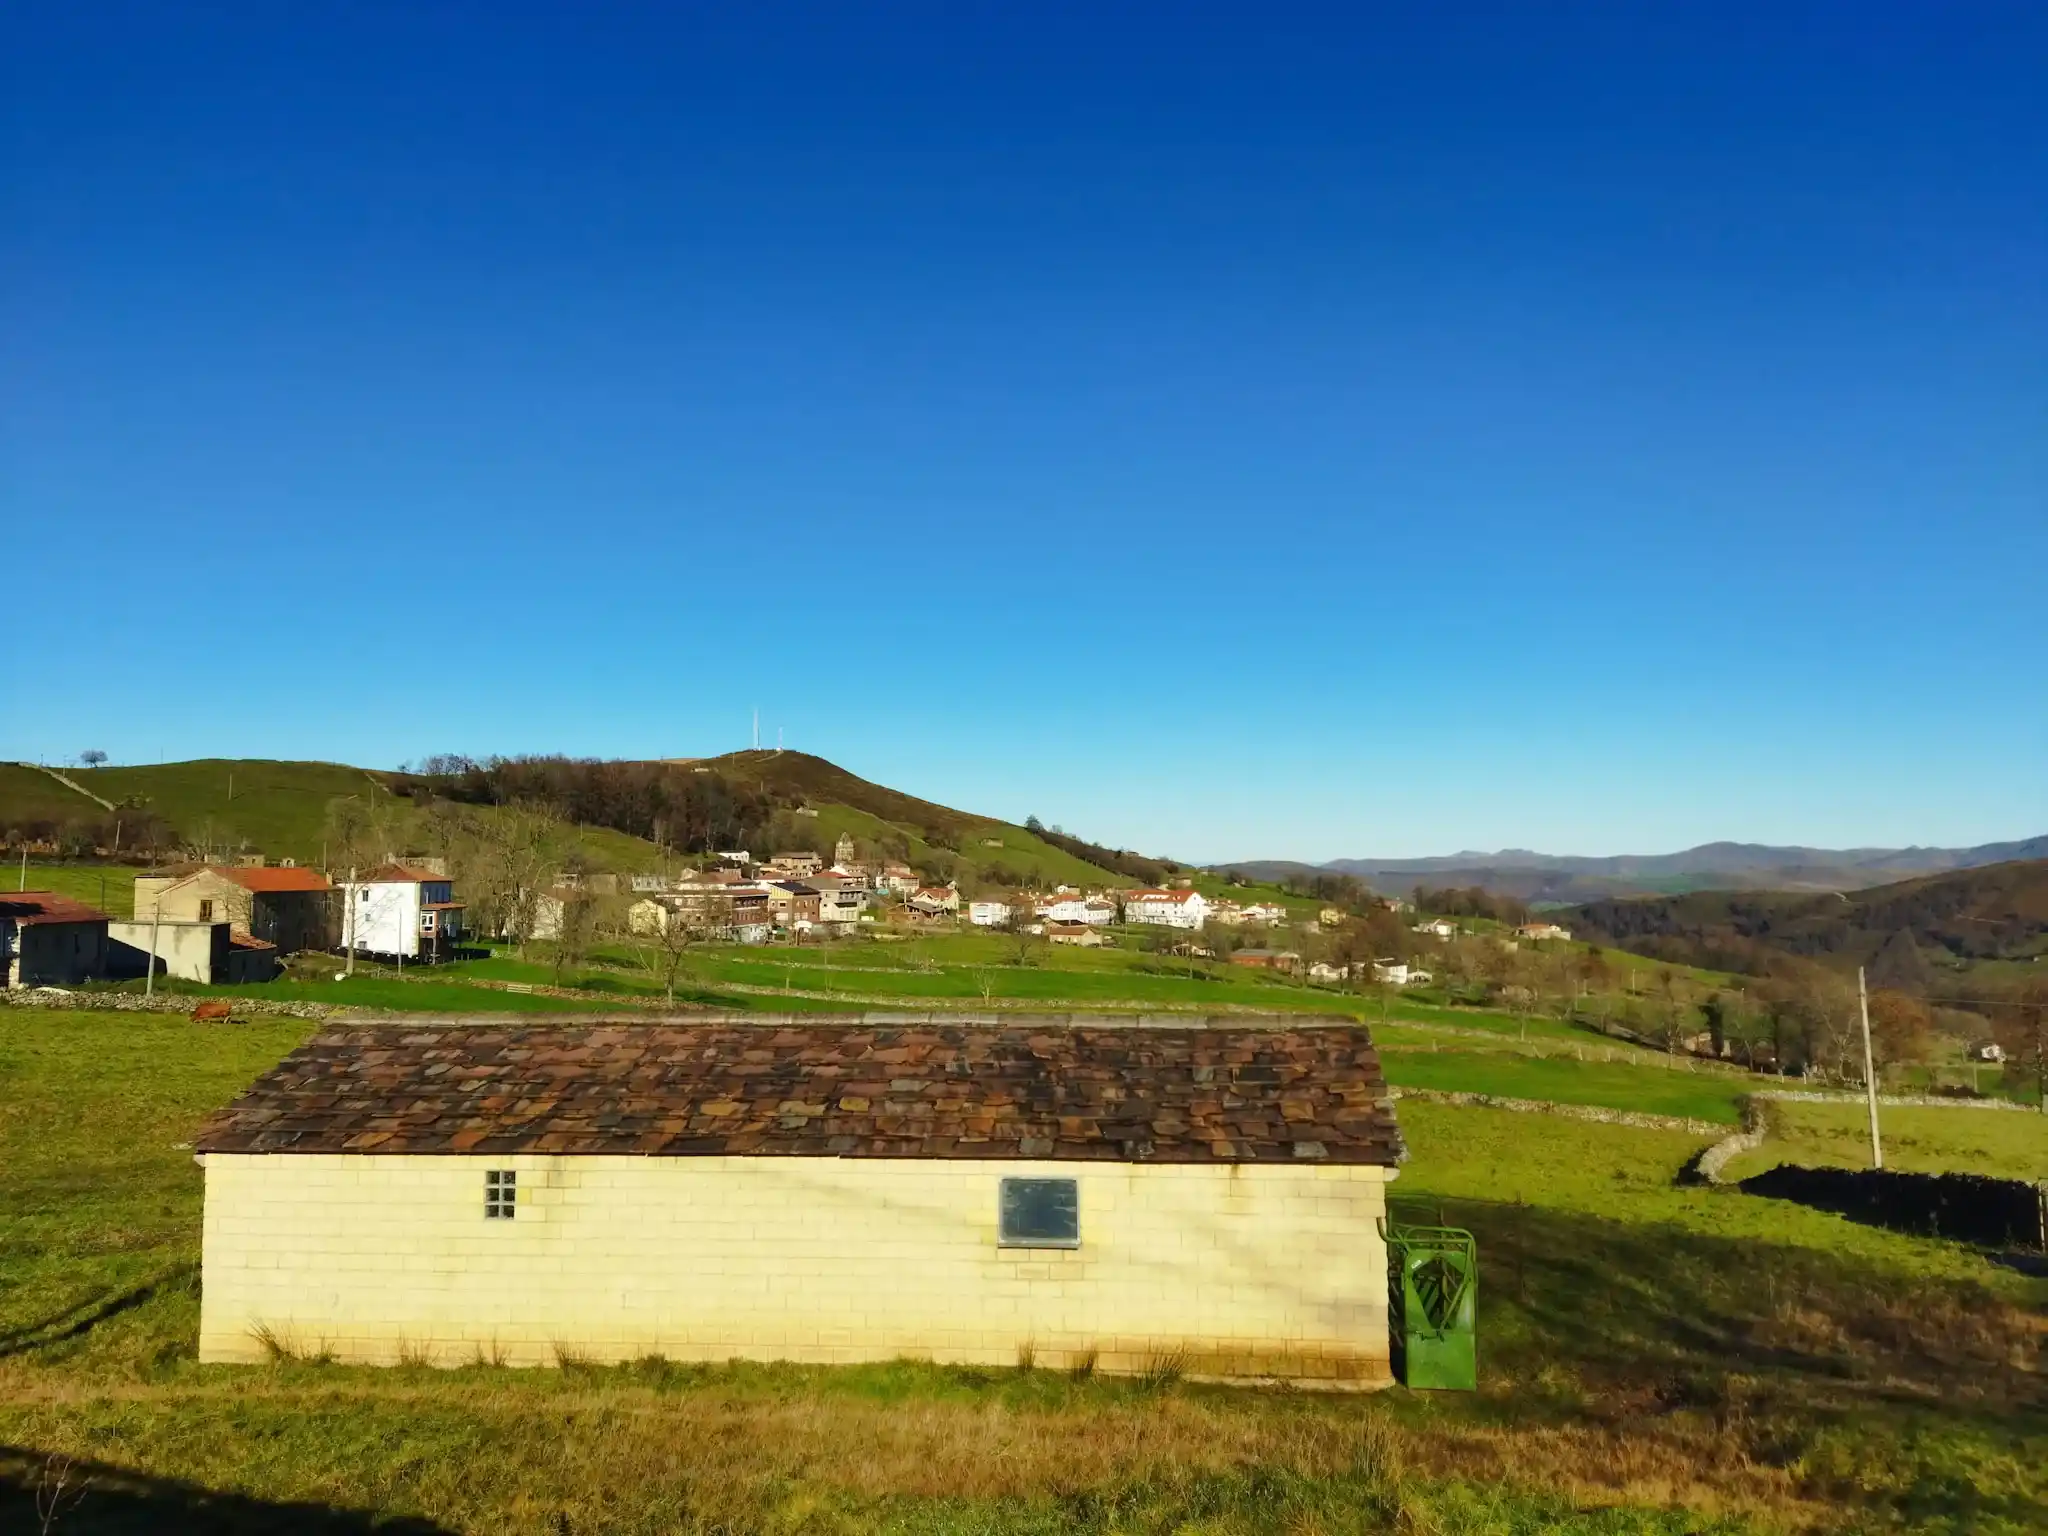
[629,896,698,1007]
[1993,981,2048,1113]
[78,749,108,768]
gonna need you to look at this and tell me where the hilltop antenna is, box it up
[752,707,759,751]
[777,726,783,754]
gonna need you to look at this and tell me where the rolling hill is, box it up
[1220,836,2048,903]
[0,751,1143,892]
[1563,858,2048,981]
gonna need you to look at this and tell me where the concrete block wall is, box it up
[199,1154,1391,1385]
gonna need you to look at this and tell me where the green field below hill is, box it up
[1381,1048,1753,1124]
[1,862,144,918]
[1724,1098,2048,1182]
[2,1008,2042,1532]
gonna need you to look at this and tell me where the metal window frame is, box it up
[997,1176,1080,1249]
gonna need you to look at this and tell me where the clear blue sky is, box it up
[6,3,2042,861]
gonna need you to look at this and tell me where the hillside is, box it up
[664,751,1138,889]
[1565,858,2048,980]
[1222,835,2048,903]
[0,752,1143,893]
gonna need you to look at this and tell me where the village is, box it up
[1,827,1580,993]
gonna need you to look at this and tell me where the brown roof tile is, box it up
[195,1019,1403,1165]
[0,892,108,926]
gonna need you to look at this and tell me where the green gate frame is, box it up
[1381,1221,1477,1390]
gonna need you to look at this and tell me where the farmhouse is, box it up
[1516,921,1572,943]
[1,892,110,987]
[1046,921,1107,946]
[967,899,1012,927]
[339,866,466,962]
[194,1018,1404,1386]
[134,865,334,953]
[805,873,866,928]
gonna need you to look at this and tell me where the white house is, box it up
[1371,960,1433,987]
[1039,894,1112,925]
[1516,922,1572,943]
[1307,961,1349,984]
[1240,903,1287,926]
[968,900,1013,927]
[340,866,466,962]
[881,864,920,896]
[1412,920,1457,941]
[910,886,960,915]
[1123,889,1210,930]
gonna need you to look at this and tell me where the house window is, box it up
[999,1177,1079,1248]
[421,911,436,933]
[198,900,214,922]
[484,1169,517,1219]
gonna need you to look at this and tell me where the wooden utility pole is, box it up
[1858,966,1883,1169]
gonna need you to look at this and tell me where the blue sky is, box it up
[5,2,2043,861]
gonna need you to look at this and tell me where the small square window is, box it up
[484,1169,517,1220]
[999,1177,1079,1248]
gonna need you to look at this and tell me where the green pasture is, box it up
[1724,1098,2048,1182]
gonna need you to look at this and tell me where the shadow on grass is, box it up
[0,1444,453,1534]
[1394,1193,2047,1420]
[0,1266,196,1361]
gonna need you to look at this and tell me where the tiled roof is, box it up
[214,866,332,894]
[195,1020,1404,1165]
[0,892,108,926]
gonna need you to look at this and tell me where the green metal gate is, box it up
[1383,1221,1477,1390]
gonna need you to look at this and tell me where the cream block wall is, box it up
[199,1154,1391,1385]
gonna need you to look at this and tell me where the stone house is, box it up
[1,892,110,987]
[194,1017,1404,1385]
[135,866,334,954]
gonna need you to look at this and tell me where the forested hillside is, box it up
[1567,859,2048,979]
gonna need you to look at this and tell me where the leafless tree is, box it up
[629,896,699,1007]
[1993,981,2048,1113]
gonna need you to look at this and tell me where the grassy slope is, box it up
[1723,1099,2048,1181]
[0,762,102,824]
[81,759,388,862]
[2,1008,2042,1532]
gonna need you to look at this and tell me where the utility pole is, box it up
[1858,966,1883,1169]
[345,866,357,977]
[145,881,163,998]
[16,849,24,891]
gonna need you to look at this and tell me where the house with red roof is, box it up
[1,892,111,987]
[135,864,335,954]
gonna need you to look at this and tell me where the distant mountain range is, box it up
[1215,837,2048,904]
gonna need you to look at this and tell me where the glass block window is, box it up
[998,1177,1079,1248]
[484,1169,517,1220]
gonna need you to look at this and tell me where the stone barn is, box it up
[195,1017,1404,1386]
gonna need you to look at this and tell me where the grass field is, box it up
[1,862,144,918]
[1381,1048,1754,1124]
[1723,1098,2048,1182]
[2,1007,2043,1533]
